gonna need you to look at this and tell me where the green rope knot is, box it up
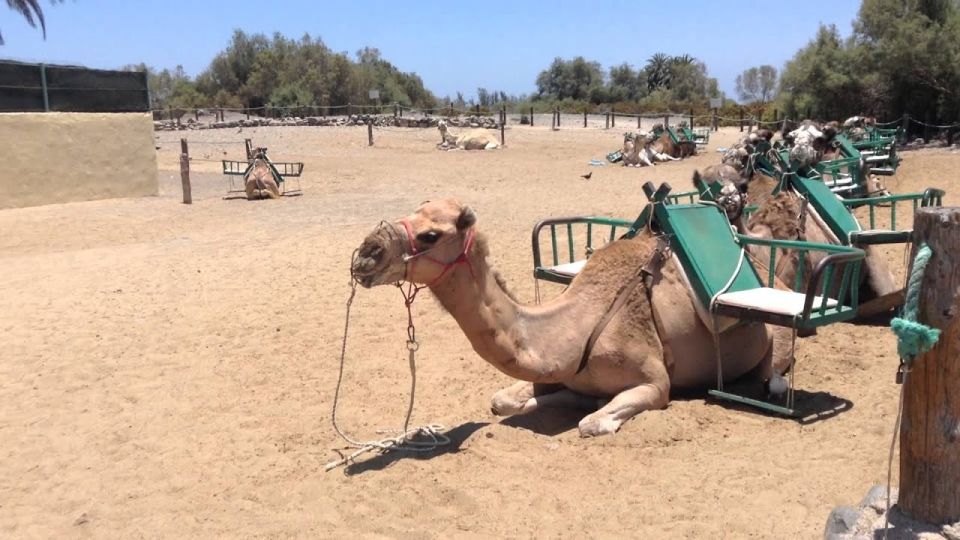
[890,244,940,362]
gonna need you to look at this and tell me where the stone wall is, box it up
[0,112,158,210]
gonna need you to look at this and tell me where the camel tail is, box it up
[692,170,702,189]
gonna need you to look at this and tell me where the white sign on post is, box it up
[369,89,380,100]
[709,97,722,109]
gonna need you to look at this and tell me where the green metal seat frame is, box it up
[643,181,865,415]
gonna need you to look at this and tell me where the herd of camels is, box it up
[351,117,902,437]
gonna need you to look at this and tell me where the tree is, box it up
[535,56,604,100]
[645,53,673,91]
[2,0,62,45]
[735,65,778,105]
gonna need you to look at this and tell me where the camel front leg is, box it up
[577,382,669,437]
[654,151,680,162]
[491,381,563,415]
[639,152,654,167]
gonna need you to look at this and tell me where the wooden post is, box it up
[245,108,250,120]
[530,106,534,127]
[739,107,744,132]
[551,109,556,130]
[195,109,200,122]
[500,121,505,146]
[773,109,778,123]
[475,104,481,116]
[168,108,173,122]
[712,109,718,132]
[899,207,960,524]
[605,111,610,130]
[556,107,561,128]
[348,102,352,117]
[367,121,374,146]
[664,114,669,129]
[179,138,192,205]
[689,108,694,129]
[584,110,588,128]
[637,114,641,129]
[244,138,253,161]
[611,107,615,128]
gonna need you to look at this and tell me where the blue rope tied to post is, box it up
[890,244,941,361]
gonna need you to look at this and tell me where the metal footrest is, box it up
[871,167,896,175]
[707,389,796,417]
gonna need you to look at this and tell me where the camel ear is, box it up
[457,206,477,230]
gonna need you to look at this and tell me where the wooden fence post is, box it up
[179,138,192,205]
[195,109,200,122]
[689,108,694,129]
[713,108,718,132]
[530,106,534,127]
[500,121,505,146]
[551,109,556,131]
[739,107,744,132]
[605,111,610,130]
[584,110,588,128]
[244,138,253,161]
[637,114,641,129]
[664,114,669,129]
[611,107,616,128]
[367,121,374,146]
[556,107,561,128]
[899,207,960,524]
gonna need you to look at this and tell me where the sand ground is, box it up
[1,125,956,538]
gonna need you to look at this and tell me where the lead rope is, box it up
[326,263,450,472]
[883,244,940,537]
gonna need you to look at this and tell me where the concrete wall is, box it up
[0,112,158,209]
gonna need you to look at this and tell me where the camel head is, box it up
[352,198,477,288]
[252,147,269,159]
[437,120,449,135]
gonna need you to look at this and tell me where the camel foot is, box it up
[490,381,564,416]
[578,413,621,437]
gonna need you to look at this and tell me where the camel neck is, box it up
[428,238,560,382]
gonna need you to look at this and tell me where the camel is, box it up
[621,131,681,167]
[244,147,282,200]
[352,198,796,437]
[437,120,500,150]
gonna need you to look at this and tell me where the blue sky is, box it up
[1,0,862,100]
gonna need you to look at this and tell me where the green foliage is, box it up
[140,29,436,111]
[533,54,716,109]
[777,2,960,123]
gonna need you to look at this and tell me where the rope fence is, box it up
[150,101,960,144]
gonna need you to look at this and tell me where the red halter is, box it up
[400,219,476,287]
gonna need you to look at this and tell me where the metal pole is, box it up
[39,64,50,112]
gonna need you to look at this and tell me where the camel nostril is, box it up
[369,245,384,260]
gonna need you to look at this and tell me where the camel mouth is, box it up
[351,222,404,288]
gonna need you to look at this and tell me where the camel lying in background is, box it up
[621,131,681,167]
[352,198,795,437]
[437,120,500,150]
[245,147,281,200]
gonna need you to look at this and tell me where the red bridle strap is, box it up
[400,219,476,287]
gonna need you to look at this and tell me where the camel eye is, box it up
[416,231,441,244]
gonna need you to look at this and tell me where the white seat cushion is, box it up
[715,287,837,316]
[547,260,587,277]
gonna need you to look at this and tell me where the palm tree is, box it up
[645,53,672,91]
[2,0,62,45]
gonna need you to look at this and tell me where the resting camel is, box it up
[621,131,680,167]
[245,147,281,200]
[352,198,795,437]
[437,120,500,150]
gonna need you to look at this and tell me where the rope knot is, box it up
[891,244,940,363]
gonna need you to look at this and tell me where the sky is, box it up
[1,0,863,100]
